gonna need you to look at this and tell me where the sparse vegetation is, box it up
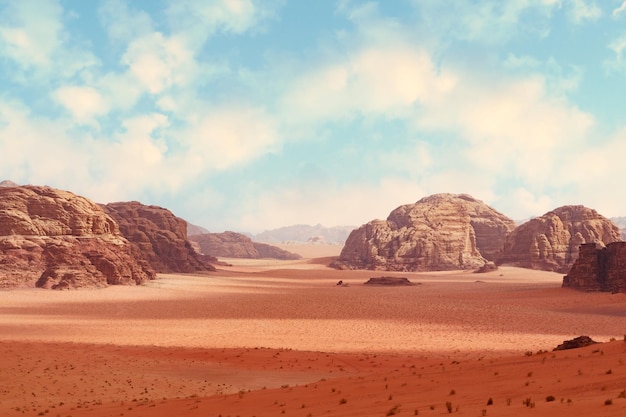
[339,398,347,405]
[605,399,613,405]
[486,397,493,405]
[445,401,453,413]
[546,395,556,402]
[386,405,400,416]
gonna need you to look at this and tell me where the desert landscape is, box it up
[2,244,626,417]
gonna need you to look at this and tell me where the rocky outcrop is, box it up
[331,194,516,272]
[0,186,154,289]
[563,242,626,292]
[364,277,416,286]
[103,202,216,273]
[553,336,599,351]
[190,231,302,260]
[498,206,621,273]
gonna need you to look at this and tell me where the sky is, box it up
[1,0,626,233]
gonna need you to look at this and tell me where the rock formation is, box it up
[0,186,154,289]
[331,194,516,272]
[553,336,599,351]
[364,277,416,286]
[103,202,216,273]
[190,231,302,260]
[563,242,626,292]
[498,206,621,273]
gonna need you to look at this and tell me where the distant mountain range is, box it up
[249,224,356,244]
[610,217,626,240]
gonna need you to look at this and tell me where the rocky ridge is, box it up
[190,231,302,260]
[103,202,216,273]
[563,242,626,292]
[332,194,516,272]
[0,186,154,289]
[497,206,621,273]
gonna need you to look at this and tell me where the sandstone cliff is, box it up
[331,194,516,272]
[190,231,302,260]
[563,242,626,292]
[103,202,216,273]
[498,206,621,273]
[0,186,154,289]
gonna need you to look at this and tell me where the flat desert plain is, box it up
[1,245,626,416]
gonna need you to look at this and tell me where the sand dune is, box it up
[1,256,626,416]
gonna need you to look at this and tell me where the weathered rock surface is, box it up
[553,336,599,351]
[364,277,416,286]
[563,242,626,292]
[498,206,621,273]
[0,186,154,289]
[331,194,516,272]
[190,231,302,260]
[103,202,216,273]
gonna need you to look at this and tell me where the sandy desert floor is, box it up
[1,245,626,416]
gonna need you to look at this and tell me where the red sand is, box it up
[1,250,626,416]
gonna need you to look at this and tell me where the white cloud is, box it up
[121,32,197,95]
[613,1,626,17]
[410,0,559,45]
[165,0,282,48]
[568,0,602,23]
[281,44,456,125]
[98,0,154,43]
[176,105,280,171]
[0,0,63,69]
[53,86,109,123]
[605,35,626,73]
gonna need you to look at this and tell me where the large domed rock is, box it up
[0,186,154,289]
[190,231,302,260]
[331,194,516,271]
[498,205,621,273]
[102,201,216,273]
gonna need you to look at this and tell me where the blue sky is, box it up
[2,0,626,233]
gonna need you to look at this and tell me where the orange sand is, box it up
[1,248,626,416]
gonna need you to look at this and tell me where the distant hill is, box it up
[187,222,210,236]
[610,217,626,240]
[251,224,355,244]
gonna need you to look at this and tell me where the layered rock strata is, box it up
[103,202,216,273]
[332,194,515,271]
[563,242,626,292]
[0,186,154,289]
[190,231,302,260]
[498,206,621,273]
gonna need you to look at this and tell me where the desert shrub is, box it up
[618,389,626,398]
[386,405,400,416]
[546,395,556,402]
[605,399,613,405]
[445,402,453,413]
[339,398,347,405]
[486,398,493,405]
[449,389,456,395]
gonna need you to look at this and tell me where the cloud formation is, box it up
[1,0,626,232]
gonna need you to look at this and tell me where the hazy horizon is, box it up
[2,1,626,233]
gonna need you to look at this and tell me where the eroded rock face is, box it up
[563,242,626,292]
[498,206,621,273]
[332,194,516,272]
[103,202,216,273]
[0,186,154,289]
[190,231,302,260]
